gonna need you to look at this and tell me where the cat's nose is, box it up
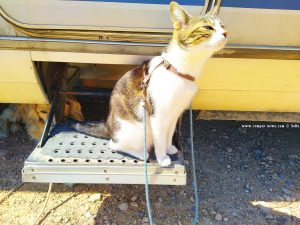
[222,31,228,38]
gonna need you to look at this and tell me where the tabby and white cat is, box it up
[0,96,84,141]
[75,2,227,166]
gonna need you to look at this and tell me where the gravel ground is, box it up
[0,107,299,225]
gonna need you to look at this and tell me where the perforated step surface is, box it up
[22,122,186,185]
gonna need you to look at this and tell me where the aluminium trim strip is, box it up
[0,7,173,33]
[22,172,187,185]
[0,36,299,60]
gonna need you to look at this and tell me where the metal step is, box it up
[22,122,186,185]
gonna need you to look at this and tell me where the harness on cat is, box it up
[140,58,199,225]
[141,58,195,98]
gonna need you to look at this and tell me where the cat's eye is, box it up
[203,26,214,31]
[40,111,48,114]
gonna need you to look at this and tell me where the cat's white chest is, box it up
[148,63,197,114]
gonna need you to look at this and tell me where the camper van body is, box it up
[0,0,299,114]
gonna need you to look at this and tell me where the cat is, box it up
[74,2,227,166]
[0,96,84,141]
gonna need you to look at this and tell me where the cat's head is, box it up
[170,2,227,53]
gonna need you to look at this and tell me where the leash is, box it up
[189,104,199,225]
[142,103,199,225]
[142,99,154,225]
[141,58,199,224]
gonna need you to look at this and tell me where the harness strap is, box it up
[141,59,164,94]
[141,58,195,97]
[163,60,195,82]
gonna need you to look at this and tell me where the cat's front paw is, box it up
[109,139,118,149]
[167,145,178,155]
[157,155,171,167]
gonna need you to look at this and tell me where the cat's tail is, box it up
[71,122,110,139]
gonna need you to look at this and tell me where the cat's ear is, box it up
[170,2,191,30]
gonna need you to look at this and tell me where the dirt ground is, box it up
[0,111,299,225]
